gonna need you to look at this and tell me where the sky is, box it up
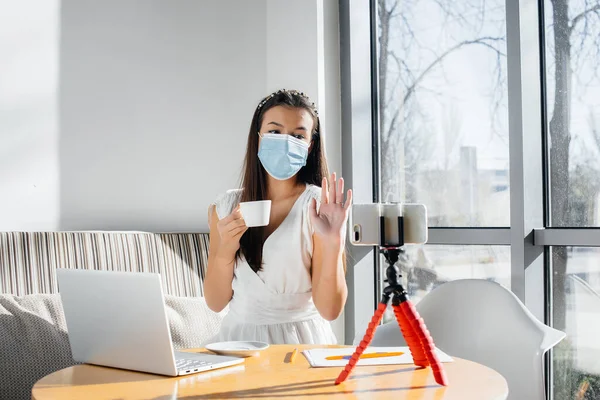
[381,0,600,172]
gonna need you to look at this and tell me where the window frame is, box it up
[339,0,378,345]
[340,0,600,397]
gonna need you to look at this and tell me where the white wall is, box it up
[54,0,341,232]
[264,0,341,178]
[1,0,342,232]
[0,0,343,342]
[0,1,60,230]
[58,0,267,231]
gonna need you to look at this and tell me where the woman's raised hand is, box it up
[216,205,248,256]
[309,173,353,245]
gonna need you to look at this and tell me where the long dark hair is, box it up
[238,90,329,272]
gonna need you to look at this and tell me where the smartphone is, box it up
[349,203,428,246]
[402,204,427,244]
[349,204,381,246]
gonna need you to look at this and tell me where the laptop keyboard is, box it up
[175,358,210,371]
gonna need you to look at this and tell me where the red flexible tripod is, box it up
[335,216,448,386]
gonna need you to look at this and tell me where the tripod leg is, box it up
[399,301,448,386]
[334,302,387,385]
[392,304,428,367]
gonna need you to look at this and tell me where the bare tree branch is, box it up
[398,13,418,42]
[402,37,504,106]
[388,0,399,16]
[387,51,414,107]
[382,36,505,143]
[432,0,472,29]
[570,4,600,31]
[390,52,416,80]
[570,1,600,69]
[377,0,508,204]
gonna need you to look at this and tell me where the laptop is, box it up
[56,268,244,376]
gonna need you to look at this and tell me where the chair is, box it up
[365,279,565,400]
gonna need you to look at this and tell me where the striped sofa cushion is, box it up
[0,232,209,297]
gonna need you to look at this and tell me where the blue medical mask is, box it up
[257,133,310,180]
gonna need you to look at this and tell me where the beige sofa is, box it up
[0,231,223,400]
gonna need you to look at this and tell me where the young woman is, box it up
[205,89,352,344]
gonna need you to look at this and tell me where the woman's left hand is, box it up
[309,173,353,245]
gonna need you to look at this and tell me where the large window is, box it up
[551,247,600,398]
[544,0,600,397]
[380,245,510,323]
[376,0,509,227]
[545,0,600,229]
[371,0,600,398]
[375,0,512,318]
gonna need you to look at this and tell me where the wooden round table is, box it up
[32,345,508,399]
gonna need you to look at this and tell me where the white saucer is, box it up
[205,341,269,357]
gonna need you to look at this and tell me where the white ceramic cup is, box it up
[239,200,271,227]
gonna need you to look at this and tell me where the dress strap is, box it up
[212,189,242,220]
[304,185,323,235]
[305,184,322,208]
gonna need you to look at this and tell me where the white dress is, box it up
[212,184,338,345]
